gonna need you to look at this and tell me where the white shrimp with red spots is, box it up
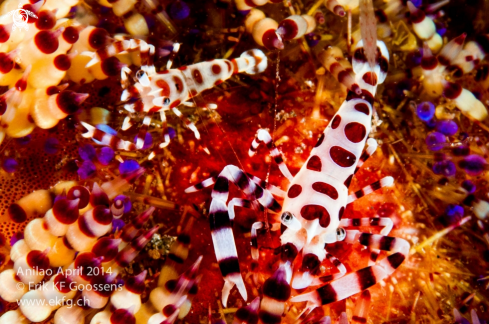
[186,39,410,323]
[81,44,267,151]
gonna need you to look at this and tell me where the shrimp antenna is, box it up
[359,0,377,70]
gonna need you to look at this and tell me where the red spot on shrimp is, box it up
[354,48,367,63]
[312,182,338,199]
[354,103,370,115]
[192,69,203,84]
[307,155,322,172]
[331,115,341,129]
[347,89,374,105]
[170,99,181,109]
[379,57,389,73]
[231,59,239,74]
[338,206,345,220]
[156,80,171,97]
[344,122,366,143]
[287,184,302,198]
[301,205,331,227]
[148,106,160,113]
[362,72,377,86]
[212,64,222,74]
[173,76,184,93]
[315,133,325,147]
[330,146,356,167]
[225,61,232,72]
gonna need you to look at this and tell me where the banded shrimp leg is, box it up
[186,170,284,285]
[343,136,396,265]
[247,128,300,262]
[185,165,282,307]
[291,226,409,306]
[310,214,396,287]
[187,126,292,259]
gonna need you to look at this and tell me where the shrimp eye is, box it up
[135,70,150,86]
[281,212,293,224]
[280,211,301,231]
[336,228,346,241]
[136,70,145,80]
[163,98,171,105]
